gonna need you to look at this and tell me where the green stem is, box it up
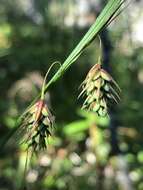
[97,35,103,65]
[40,62,61,100]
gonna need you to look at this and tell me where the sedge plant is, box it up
[16,0,129,157]
[1,0,130,150]
[0,1,130,188]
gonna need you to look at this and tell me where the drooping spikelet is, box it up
[20,63,60,151]
[21,100,54,151]
[79,63,120,117]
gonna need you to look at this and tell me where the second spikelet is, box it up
[79,63,120,117]
[21,100,54,151]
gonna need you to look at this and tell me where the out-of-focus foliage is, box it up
[0,0,143,190]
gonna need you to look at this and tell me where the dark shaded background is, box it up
[0,0,143,190]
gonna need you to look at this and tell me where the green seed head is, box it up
[21,100,54,151]
[79,63,120,117]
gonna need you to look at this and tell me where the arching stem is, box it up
[41,61,61,100]
[97,35,103,65]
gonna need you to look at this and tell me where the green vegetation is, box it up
[0,0,143,190]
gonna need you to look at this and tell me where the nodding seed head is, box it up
[22,100,54,151]
[79,63,120,117]
[19,62,62,151]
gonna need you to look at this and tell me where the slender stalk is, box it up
[41,62,61,100]
[97,36,103,65]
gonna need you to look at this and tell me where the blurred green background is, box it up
[0,0,143,190]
